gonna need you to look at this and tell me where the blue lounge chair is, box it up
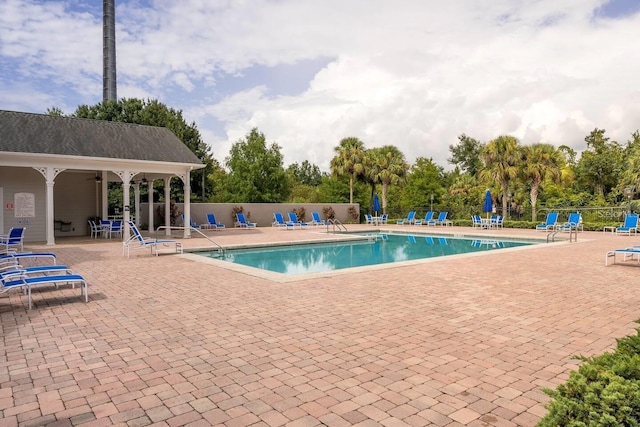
[0,252,57,264]
[273,213,294,230]
[536,212,558,231]
[414,211,434,226]
[397,211,416,225]
[616,213,639,235]
[236,213,257,228]
[311,212,330,226]
[0,227,25,252]
[558,212,581,232]
[288,212,309,228]
[606,245,640,266]
[429,212,451,226]
[181,214,200,229]
[0,267,88,310]
[123,221,183,258]
[202,213,225,230]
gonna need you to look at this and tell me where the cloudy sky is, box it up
[1,0,639,171]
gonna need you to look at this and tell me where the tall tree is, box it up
[330,137,365,204]
[480,135,520,217]
[367,146,409,214]
[575,128,623,199]
[521,143,562,221]
[224,128,290,202]
[448,134,484,176]
[401,157,445,211]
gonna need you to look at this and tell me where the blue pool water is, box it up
[197,233,537,275]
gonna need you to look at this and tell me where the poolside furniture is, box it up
[88,220,103,239]
[0,252,57,265]
[288,212,309,228]
[616,213,638,235]
[311,212,330,226]
[491,215,504,229]
[181,214,200,229]
[414,211,434,226]
[605,246,640,266]
[471,215,483,228]
[0,266,89,310]
[108,221,123,239]
[236,213,257,228]
[365,214,374,225]
[123,221,183,258]
[202,213,225,230]
[0,227,25,252]
[397,211,416,225]
[536,212,558,231]
[557,212,581,232]
[273,212,294,230]
[379,214,388,224]
[429,212,451,227]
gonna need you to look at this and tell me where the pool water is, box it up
[197,233,536,275]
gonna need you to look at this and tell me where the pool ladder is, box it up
[326,219,347,233]
[156,225,226,256]
[547,226,577,243]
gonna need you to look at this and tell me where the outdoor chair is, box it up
[288,212,309,228]
[311,212,330,226]
[123,221,183,258]
[202,213,225,230]
[429,211,451,226]
[397,211,416,225]
[616,213,639,235]
[273,212,294,230]
[415,211,434,226]
[236,213,257,228]
[0,227,25,252]
[558,212,581,232]
[536,212,559,231]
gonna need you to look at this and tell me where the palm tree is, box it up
[480,135,520,217]
[521,143,562,221]
[330,137,365,204]
[368,145,409,214]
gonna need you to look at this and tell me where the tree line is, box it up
[48,98,640,221]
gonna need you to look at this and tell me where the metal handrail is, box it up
[326,218,347,233]
[155,226,225,254]
[547,226,578,243]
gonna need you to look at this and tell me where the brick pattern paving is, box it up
[1,225,639,426]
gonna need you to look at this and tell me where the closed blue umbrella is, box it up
[483,190,493,219]
[373,193,380,216]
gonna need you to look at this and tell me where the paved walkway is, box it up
[1,225,639,426]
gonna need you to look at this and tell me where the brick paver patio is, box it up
[1,225,639,426]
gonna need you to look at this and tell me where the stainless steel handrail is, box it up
[155,226,226,254]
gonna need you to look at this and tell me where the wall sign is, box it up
[14,192,35,218]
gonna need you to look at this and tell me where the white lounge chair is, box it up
[1,267,88,310]
[236,213,257,228]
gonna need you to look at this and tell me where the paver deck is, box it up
[1,225,639,426]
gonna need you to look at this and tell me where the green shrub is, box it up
[538,323,640,426]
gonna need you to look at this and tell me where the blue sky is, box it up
[1,0,639,171]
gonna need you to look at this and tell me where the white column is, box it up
[122,171,132,241]
[101,171,108,219]
[133,182,141,228]
[164,177,171,237]
[45,178,55,245]
[147,179,154,233]
[183,170,191,239]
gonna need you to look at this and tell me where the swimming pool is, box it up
[195,233,538,275]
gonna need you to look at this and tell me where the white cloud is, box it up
[1,0,640,171]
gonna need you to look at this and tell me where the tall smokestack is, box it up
[103,0,117,101]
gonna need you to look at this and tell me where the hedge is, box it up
[538,321,640,426]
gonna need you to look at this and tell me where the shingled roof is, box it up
[0,110,202,165]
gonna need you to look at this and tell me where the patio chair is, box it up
[1,252,57,265]
[0,266,88,310]
[88,220,102,239]
[202,213,225,230]
[273,213,294,230]
[123,221,183,258]
[288,212,309,228]
[616,213,639,235]
[414,211,434,226]
[108,220,123,239]
[0,227,25,252]
[428,212,451,226]
[236,213,257,228]
[365,214,374,225]
[536,212,559,231]
[491,215,504,229]
[379,214,388,224]
[605,245,640,266]
[181,214,200,229]
[311,212,330,226]
[396,211,416,225]
[557,212,581,232]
